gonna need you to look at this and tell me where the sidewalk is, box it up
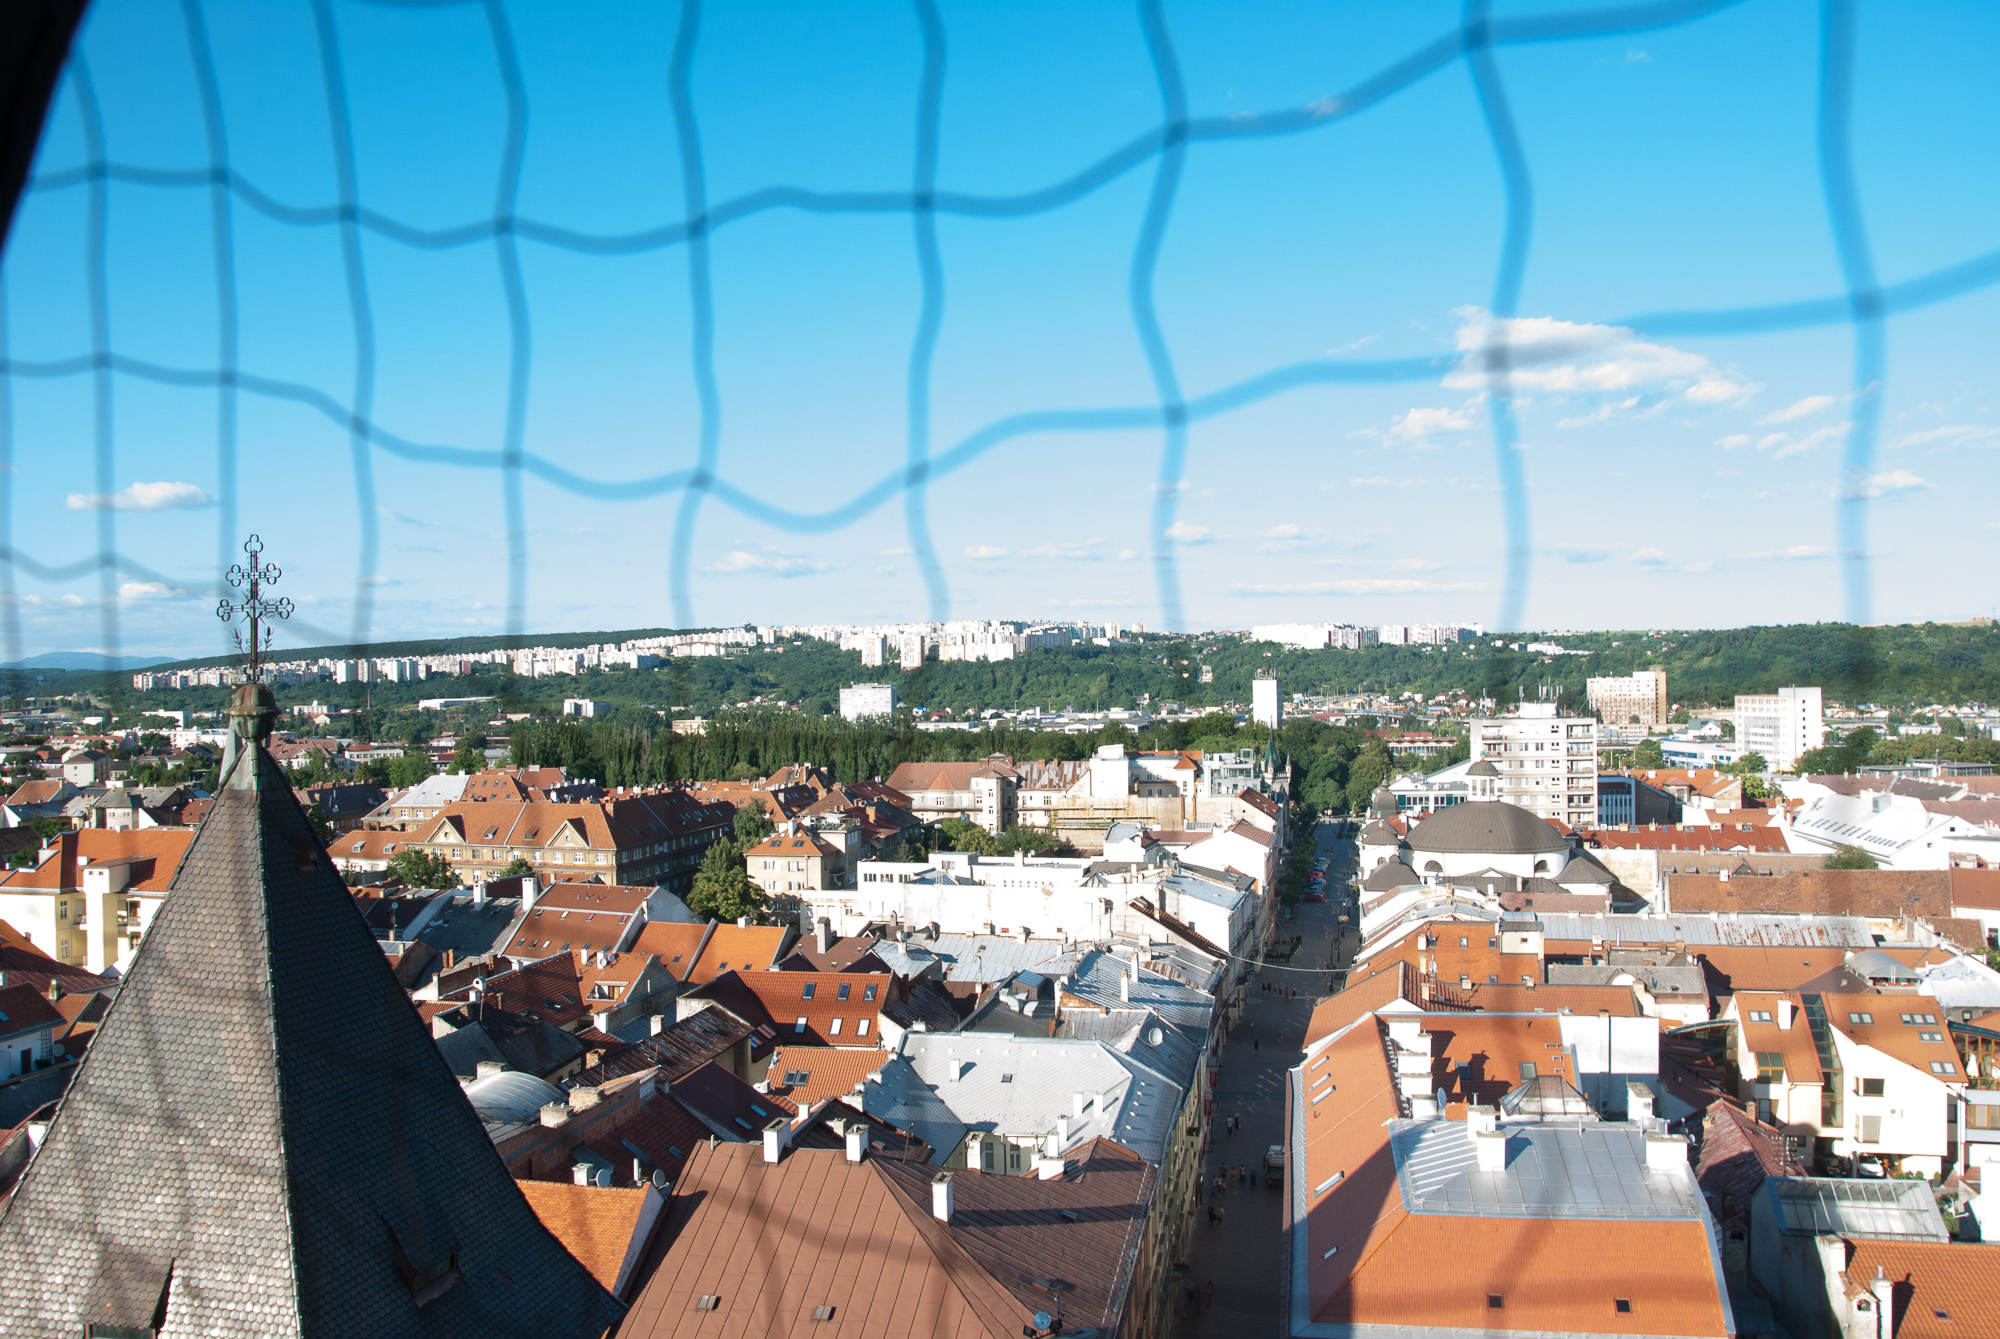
[1173,895,1339,1337]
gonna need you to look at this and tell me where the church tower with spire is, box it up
[0,682,625,1336]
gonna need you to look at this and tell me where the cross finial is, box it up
[216,534,293,684]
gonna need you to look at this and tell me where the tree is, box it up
[686,838,769,923]
[1632,738,1665,769]
[1793,744,1860,777]
[733,804,775,846]
[305,800,334,845]
[1825,844,1879,870]
[387,847,461,890]
[451,732,488,774]
[894,837,929,863]
[995,824,1068,856]
[935,817,998,856]
[1732,751,1768,775]
[497,855,535,880]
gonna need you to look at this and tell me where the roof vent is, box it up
[931,1171,954,1224]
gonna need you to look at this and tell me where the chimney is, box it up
[931,1171,954,1224]
[475,1059,507,1080]
[1473,1129,1508,1172]
[571,1160,592,1186]
[1777,998,1794,1031]
[1869,1265,1894,1330]
[737,916,751,928]
[1035,1155,1066,1180]
[1465,1104,1498,1135]
[1055,1115,1071,1146]
[1627,1082,1656,1127]
[845,1121,868,1163]
[816,917,833,954]
[539,1101,570,1128]
[948,1059,966,1083]
[1645,1132,1688,1174]
[1072,1092,1088,1117]
[762,1116,791,1164]
[1120,970,1131,1003]
[569,1085,602,1112]
[522,876,540,912]
[472,879,488,906]
[45,978,60,1003]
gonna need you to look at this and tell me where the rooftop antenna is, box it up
[216,534,293,686]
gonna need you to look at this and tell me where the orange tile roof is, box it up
[1298,1021,1407,1311]
[743,831,842,860]
[516,1180,652,1295]
[1949,867,2000,911]
[1732,993,1822,1086]
[1456,983,1642,1017]
[1693,947,1851,996]
[1822,992,1962,1077]
[630,921,710,980]
[617,1142,1030,1339]
[0,829,193,894]
[1322,1216,1730,1335]
[690,969,896,1049]
[502,900,638,960]
[683,924,790,984]
[1421,1013,1584,1105]
[1304,962,1420,1048]
[1844,1241,2000,1338]
[762,1045,891,1108]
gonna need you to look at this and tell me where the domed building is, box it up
[1404,762,1573,882]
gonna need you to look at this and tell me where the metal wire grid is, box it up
[5,0,1999,669]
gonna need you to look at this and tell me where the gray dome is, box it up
[1370,785,1397,815]
[1362,861,1419,893]
[1407,800,1568,856]
[1465,758,1500,778]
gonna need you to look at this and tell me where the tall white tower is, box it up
[1252,674,1282,730]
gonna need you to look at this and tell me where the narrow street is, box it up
[1175,820,1357,1336]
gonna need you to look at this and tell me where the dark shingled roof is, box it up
[1407,799,1569,856]
[0,689,624,1337]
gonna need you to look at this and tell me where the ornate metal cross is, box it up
[216,534,293,683]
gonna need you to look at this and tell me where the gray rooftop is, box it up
[1547,962,1709,998]
[1389,1119,1704,1221]
[1527,912,1875,947]
[1039,947,1216,1039]
[919,933,1069,984]
[1762,1176,1949,1241]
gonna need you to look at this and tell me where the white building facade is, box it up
[1737,686,1825,772]
[1467,701,1598,829]
[838,682,899,721]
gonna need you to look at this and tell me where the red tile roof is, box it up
[0,829,193,894]
[517,1181,654,1296]
[686,969,896,1050]
[1843,1241,2000,1337]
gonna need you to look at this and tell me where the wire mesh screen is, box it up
[5,0,1998,668]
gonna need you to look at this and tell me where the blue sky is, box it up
[4,0,1998,661]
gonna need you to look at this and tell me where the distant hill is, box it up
[1,652,177,672]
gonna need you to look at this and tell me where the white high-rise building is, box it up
[839,682,899,721]
[1735,686,1824,772]
[1467,700,1598,830]
[1252,675,1282,730]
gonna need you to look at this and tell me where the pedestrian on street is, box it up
[1205,1281,1215,1311]
[1253,1036,1259,1052]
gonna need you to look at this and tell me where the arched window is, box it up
[1424,860,1442,874]
[1534,859,1550,873]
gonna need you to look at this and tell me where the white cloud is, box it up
[962,545,1008,560]
[703,549,834,578]
[357,574,398,588]
[1233,578,1483,596]
[119,581,187,601]
[877,545,915,557]
[1626,48,1651,62]
[66,481,213,512]
[1265,523,1303,540]
[1023,542,1103,561]
[1558,548,1609,564]
[1326,334,1379,354]
[1162,521,1217,545]
[1894,423,2000,450]
[1759,394,1839,425]
[1857,469,1926,499]
[1747,545,1833,562]
[1716,433,1755,450]
[1444,307,1759,406]
[1556,397,1639,429]
[1758,421,1853,460]
[1115,548,1142,561]
[1384,404,1477,445]
[1631,548,1669,567]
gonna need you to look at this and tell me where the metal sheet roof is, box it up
[1389,1119,1705,1221]
[1528,912,1874,947]
[1764,1176,1949,1241]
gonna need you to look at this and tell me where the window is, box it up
[1859,1114,1882,1144]
[1900,1013,1939,1025]
[1858,1078,1885,1097]
[1966,1104,2000,1131]
[1487,1295,1504,1311]
[1748,1010,1773,1024]
[829,1018,842,1036]
[1458,936,1469,948]
[863,983,878,1002]
[801,982,816,1000]
[1614,1299,1632,1315]
[1487,974,1499,985]
[1519,1062,1537,1080]
[1920,1031,1944,1043]
[855,1018,870,1037]
[1931,1061,1957,1075]
[1755,1053,1786,1084]
[837,982,851,1002]
[1488,937,1499,949]
[1848,1012,1873,1025]
[794,1017,808,1033]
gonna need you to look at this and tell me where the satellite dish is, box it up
[651,1169,669,1190]
[1032,1313,1053,1331]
